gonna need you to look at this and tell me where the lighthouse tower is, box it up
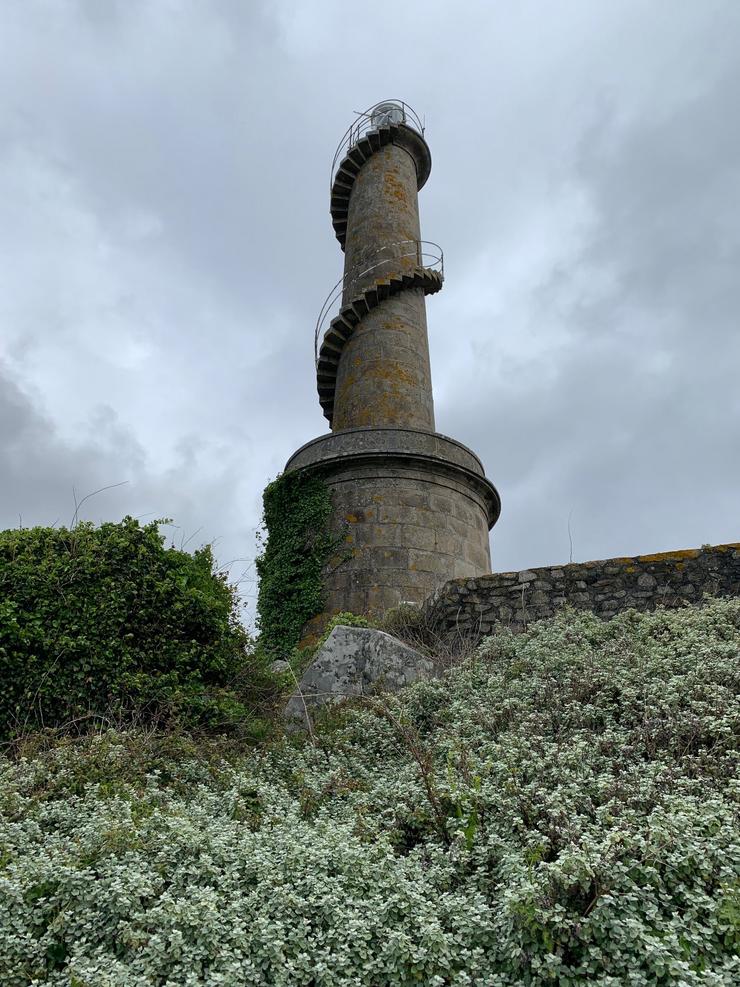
[285,100,500,617]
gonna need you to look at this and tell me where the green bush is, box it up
[0,599,738,983]
[0,518,264,738]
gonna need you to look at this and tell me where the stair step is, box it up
[357,136,373,159]
[347,147,366,168]
[330,318,352,340]
[340,157,360,176]
[325,328,345,347]
[340,306,360,326]
[334,314,355,334]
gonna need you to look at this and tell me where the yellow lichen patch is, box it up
[637,549,700,563]
[372,495,383,503]
[625,565,636,573]
[383,171,408,204]
[345,513,359,523]
[345,406,373,427]
[366,363,416,386]
[372,391,410,423]
[336,377,356,405]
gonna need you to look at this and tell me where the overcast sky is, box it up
[1,0,738,624]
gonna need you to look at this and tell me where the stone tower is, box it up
[285,100,500,617]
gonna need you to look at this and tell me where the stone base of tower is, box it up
[285,427,500,619]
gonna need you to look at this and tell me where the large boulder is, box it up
[284,625,434,729]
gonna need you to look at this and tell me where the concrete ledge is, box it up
[285,427,501,528]
[286,427,486,477]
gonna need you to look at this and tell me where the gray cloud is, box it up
[1,0,738,619]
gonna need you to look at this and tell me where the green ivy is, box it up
[0,518,265,739]
[255,470,343,659]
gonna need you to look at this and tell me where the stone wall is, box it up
[425,544,740,638]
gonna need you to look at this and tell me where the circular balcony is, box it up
[330,100,426,194]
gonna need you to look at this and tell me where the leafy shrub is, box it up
[315,610,373,648]
[0,518,265,738]
[0,599,738,984]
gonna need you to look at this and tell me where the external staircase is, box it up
[316,264,443,422]
[318,107,439,425]
[329,121,430,249]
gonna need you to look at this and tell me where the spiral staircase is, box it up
[316,103,441,426]
[315,259,443,423]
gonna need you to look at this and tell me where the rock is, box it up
[284,625,434,729]
[270,659,291,675]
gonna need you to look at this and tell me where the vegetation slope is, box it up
[1,598,738,985]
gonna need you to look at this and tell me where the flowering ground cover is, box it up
[1,600,738,985]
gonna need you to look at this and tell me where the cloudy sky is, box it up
[1,0,738,624]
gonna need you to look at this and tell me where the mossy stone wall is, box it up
[426,543,740,637]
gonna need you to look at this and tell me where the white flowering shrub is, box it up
[1,599,738,985]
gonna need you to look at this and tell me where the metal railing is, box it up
[330,100,425,193]
[315,240,443,365]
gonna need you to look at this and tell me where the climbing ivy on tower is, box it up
[255,470,343,658]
